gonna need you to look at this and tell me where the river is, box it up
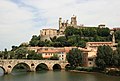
[0,69,120,81]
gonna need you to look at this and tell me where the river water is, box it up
[0,69,120,81]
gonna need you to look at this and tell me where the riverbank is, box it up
[68,69,120,76]
[68,70,97,74]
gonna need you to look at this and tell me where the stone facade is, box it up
[86,42,114,51]
[40,16,77,41]
[59,15,78,35]
[40,28,58,41]
[37,47,66,61]
[28,47,96,67]
[40,15,106,41]
[0,60,68,74]
[40,15,82,41]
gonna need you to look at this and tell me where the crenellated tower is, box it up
[59,15,77,35]
[70,15,77,27]
[59,17,68,35]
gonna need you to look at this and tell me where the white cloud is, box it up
[0,0,39,50]
[21,0,120,27]
[0,0,120,50]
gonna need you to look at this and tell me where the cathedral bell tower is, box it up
[71,15,77,27]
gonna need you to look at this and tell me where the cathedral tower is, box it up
[70,15,77,27]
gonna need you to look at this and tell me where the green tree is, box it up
[66,48,83,68]
[0,51,4,59]
[8,51,15,59]
[115,30,120,41]
[65,26,78,37]
[56,36,68,46]
[97,28,110,37]
[27,50,43,60]
[11,46,18,51]
[95,45,113,69]
[95,46,106,69]
[50,54,59,60]
[19,42,29,47]
[15,47,28,59]
[38,41,45,47]
[67,36,78,46]
[77,40,86,48]
[112,50,119,67]
[116,47,120,66]
[29,35,40,46]
[118,41,120,47]
[3,48,8,59]
[50,36,57,42]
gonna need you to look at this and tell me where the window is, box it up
[88,58,93,61]
[89,62,92,65]
[45,31,46,35]
[45,48,48,50]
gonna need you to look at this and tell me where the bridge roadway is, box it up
[0,59,68,74]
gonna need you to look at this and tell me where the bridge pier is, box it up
[4,68,12,74]
[0,60,68,75]
[30,66,36,72]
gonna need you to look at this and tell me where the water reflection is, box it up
[0,68,4,76]
[0,70,120,81]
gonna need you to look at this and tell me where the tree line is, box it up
[29,26,120,48]
[0,47,59,60]
[66,45,120,71]
[95,45,120,70]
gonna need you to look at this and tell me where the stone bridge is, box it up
[0,59,69,74]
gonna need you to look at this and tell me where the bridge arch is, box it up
[11,62,31,72]
[0,66,5,75]
[65,64,70,70]
[35,63,49,71]
[52,64,61,70]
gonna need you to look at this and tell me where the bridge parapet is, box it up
[0,59,68,74]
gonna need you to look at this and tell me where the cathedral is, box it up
[40,15,106,41]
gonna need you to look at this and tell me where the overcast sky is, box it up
[0,0,120,50]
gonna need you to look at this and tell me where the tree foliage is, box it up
[15,47,28,59]
[29,35,40,46]
[27,50,43,60]
[66,48,83,68]
[28,26,111,48]
[95,45,120,70]
[115,30,120,41]
[97,28,110,37]
[50,54,59,60]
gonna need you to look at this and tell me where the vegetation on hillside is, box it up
[0,47,43,60]
[1,26,120,62]
[29,26,120,48]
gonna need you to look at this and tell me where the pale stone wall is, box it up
[40,29,57,36]
[86,42,114,51]
[40,28,58,41]
[0,60,68,74]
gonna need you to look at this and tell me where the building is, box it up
[59,15,78,34]
[40,15,106,41]
[86,42,114,51]
[40,28,58,41]
[28,46,96,67]
[111,28,120,31]
[37,47,66,61]
[98,24,106,28]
